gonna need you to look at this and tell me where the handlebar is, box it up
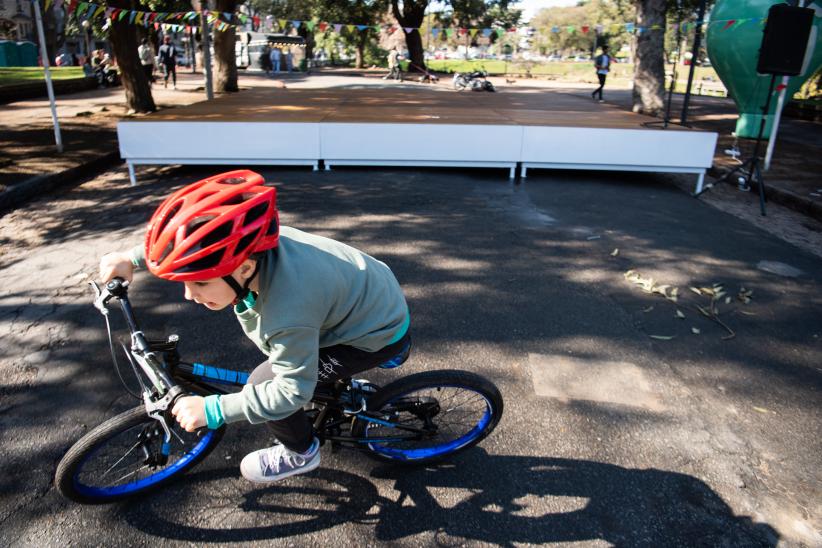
[90,277,178,398]
[90,278,210,438]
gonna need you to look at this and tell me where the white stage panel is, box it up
[320,123,523,163]
[521,126,717,169]
[117,122,321,161]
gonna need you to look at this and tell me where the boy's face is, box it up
[182,259,257,310]
[183,278,235,310]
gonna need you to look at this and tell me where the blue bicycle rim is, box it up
[366,387,493,460]
[73,430,216,499]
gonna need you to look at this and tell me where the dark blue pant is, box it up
[593,73,607,100]
[247,332,411,453]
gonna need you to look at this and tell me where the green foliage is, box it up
[364,43,389,67]
[530,0,635,56]
[63,0,192,44]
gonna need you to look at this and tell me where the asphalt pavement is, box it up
[0,164,820,546]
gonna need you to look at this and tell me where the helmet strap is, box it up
[223,260,261,305]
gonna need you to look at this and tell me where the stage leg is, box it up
[312,162,319,171]
[521,165,528,178]
[325,162,332,171]
[695,171,705,195]
[128,162,137,187]
[509,166,515,179]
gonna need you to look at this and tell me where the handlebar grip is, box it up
[106,276,126,290]
[105,277,130,298]
[169,392,212,436]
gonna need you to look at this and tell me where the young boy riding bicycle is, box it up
[99,170,411,483]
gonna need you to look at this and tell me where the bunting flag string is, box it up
[46,0,773,37]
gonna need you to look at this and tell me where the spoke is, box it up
[444,395,485,413]
[101,440,143,478]
[113,464,151,485]
[431,387,467,407]
[170,427,186,445]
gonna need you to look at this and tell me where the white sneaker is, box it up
[240,438,320,483]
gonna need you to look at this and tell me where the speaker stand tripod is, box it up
[694,73,776,216]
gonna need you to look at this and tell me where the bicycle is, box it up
[55,278,504,504]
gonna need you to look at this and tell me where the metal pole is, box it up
[200,9,214,99]
[680,0,707,125]
[189,26,197,73]
[764,76,790,171]
[32,0,63,153]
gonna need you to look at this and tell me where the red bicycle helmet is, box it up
[145,170,279,282]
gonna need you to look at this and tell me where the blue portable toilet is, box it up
[17,41,38,66]
[0,40,21,67]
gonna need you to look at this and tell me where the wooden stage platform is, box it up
[117,87,718,191]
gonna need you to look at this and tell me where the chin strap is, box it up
[223,260,261,305]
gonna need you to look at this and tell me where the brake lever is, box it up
[90,278,130,316]
[89,281,108,316]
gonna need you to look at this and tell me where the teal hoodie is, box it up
[132,226,409,424]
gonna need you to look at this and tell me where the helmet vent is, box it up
[236,228,261,255]
[157,202,182,235]
[264,217,279,236]
[223,177,246,185]
[158,241,174,263]
[186,215,217,237]
[244,202,269,226]
[176,250,225,274]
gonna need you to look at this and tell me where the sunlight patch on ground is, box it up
[528,352,664,412]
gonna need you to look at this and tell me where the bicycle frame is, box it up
[92,279,428,453]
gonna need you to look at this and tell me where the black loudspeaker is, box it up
[757,4,814,76]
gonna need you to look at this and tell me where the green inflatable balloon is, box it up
[706,0,822,139]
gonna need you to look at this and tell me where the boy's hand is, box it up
[99,251,134,283]
[171,396,207,432]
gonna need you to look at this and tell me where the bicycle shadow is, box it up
[118,465,381,542]
[118,449,778,545]
[368,451,779,546]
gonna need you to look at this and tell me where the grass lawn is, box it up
[0,67,86,86]
[418,59,721,89]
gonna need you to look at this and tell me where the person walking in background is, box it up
[138,38,155,84]
[591,45,611,103]
[158,35,178,90]
[285,47,293,73]
[270,47,282,74]
[260,43,273,74]
[383,46,400,81]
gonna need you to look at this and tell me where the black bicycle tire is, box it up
[351,369,503,465]
[55,405,224,504]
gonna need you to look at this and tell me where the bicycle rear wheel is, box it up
[55,406,224,504]
[352,370,503,465]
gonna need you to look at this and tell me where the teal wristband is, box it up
[204,395,225,429]
[129,248,141,268]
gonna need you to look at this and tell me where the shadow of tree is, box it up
[0,165,819,545]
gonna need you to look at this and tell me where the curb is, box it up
[0,150,121,216]
[0,77,98,105]
[707,167,822,222]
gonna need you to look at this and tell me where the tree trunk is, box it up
[403,30,425,72]
[354,30,367,69]
[298,25,314,66]
[632,0,666,115]
[212,0,239,92]
[107,5,155,113]
[391,0,427,72]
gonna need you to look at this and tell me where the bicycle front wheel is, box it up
[352,370,503,465]
[55,406,224,504]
